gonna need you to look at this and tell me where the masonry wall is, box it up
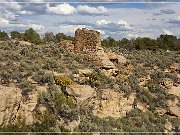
[74,28,101,52]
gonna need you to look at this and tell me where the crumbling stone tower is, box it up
[74,28,101,52]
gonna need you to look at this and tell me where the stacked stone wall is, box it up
[74,28,101,52]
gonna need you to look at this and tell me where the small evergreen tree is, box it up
[43,32,55,43]
[101,36,118,47]
[173,40,180,51]
[119,38,129,48]
[23,28,43,44]
[0,30,9,41]
[157,34,177,50]
[55,33,74,43]
[10,31,23,40]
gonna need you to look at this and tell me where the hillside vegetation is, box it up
[0,28,179,134]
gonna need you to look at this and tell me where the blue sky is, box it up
[0,0,180,40]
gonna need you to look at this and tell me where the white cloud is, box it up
[77,0,127,1]
[117,20,132,29]
[2,10,18,20]
[57,25,105,36]
[160,9,176,15]
[46,3,76,15]
[96,19,132,31]
[0,18,26,29]
[28,24,45,31]
[46,3,108,16]
[58,25,87,34]
[11,23,27,28]
[96,29,106,35]
[0,18,10,26]
[96,19,111,25]
[163,29,174,35]
[7,2,22,11]
[127,33,139,38]
[0,1,180,39]
[19,10,33,15]
[169,16,180,24]
[0,18,44,31]
[77,5,109,15]
[30,0,44,2]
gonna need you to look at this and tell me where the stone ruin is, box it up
[59,28,101,52]
[60,40,74,52]
[74,28,101,52]
[59,28,127,76]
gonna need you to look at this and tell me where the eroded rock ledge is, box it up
[0,84,47,125]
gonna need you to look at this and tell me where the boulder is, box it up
[96,47,116,69]
[136,102,147,113]
[92,89,136,118]
[168,85,180,98]
[107,52,127,64]
[155,108,167,115]
[164,120,173,132]
[78,69,93,76]
[166,99,180,117]
[66,84,96,105]
[170,63,180,72]
[72,69,93,83]
[162,78,174,88]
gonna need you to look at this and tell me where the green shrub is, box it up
[32,71,54,85]
[165,72,180,84]
[19,79,35,96]
[150,71,165,84]
[54,75,72,86]
[43,58,59,70]
[31,111,56,132]
[87,71,101,87]
[0,70,12,84]
[84,69,115,88]
[39,90,76,123]
[53,92,76,109]
[0,111,55,132]
[128,75,141,93]
[115,78,131,95]
[55,33,74,43]
[133,66,147,78]
[0,31,9,40]
[127,109,141,117]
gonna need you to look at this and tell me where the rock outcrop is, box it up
[96,47,118,76]
[65,85,136,118]
[92,89,136,118]
[96,47,116,70]
[168,85,180,98]
[66,83,96,105]
[0,84,47,126]
[164,120,173,133]
[0,85,22,125]
[72,69,93,83]
[166,99,180,117]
